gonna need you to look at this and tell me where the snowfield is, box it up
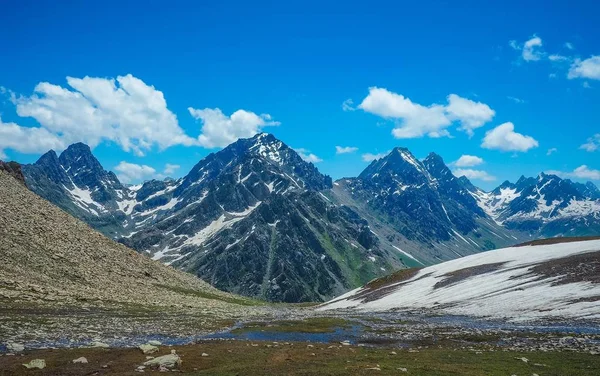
[319,239,600,322]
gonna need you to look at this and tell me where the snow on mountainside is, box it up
[467,173,600,237]
[119,133,406,302]
[19,136,599,303]
[319,238,600,322]
[331,148,524,264]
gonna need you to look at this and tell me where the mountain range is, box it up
[15,133,600,302]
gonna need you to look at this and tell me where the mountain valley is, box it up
[17,134,600,303]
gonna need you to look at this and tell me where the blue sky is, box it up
[0,0,598,190]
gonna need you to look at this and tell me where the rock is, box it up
[23,359,46,369]
[515,356,529,363]
[72,357,88,364]
[148,340,162,346]
[389,351,397,355]
[340,341,351,346]
[6,342,25,353]
[91,341,110,348]
[398,368,408,372]
[202,353,209,357]
[139,344,159,354]
[143,353,182,369]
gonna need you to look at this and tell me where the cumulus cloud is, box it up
[510,35,544,62]
[453,168,496,181]
[445,94,495,136]
[164,163,180,175]
[189,107,279,148]
[0,117,65,160]
[357,87,494,139]
[481,122,539,152]
[13,74,196,157]
[580,134,600,152]
[341,99,356,111]
[568,56,600,80]
[335,146,358,154]
[114,161,157,184]
[547,165,600,180]
[546,147,558,156]
[453,155,484,167]
[294,148,322,163]
[362,151,390,162]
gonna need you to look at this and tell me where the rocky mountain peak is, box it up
[35,150,60,167]
[359,147,431,186]
[182,133,332,192]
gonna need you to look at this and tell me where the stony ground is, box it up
[1,337,599,375]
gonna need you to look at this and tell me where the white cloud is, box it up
[0,86,17,104]
[294,148,322,163]
[14,74,196,157]
[445,94,495,136]
[189,107,279,148]
[114,161,157,184]
[453,155,484,167]
[335,146,358,154]
[565,42,574,50]
[522,36,544,61]
[357,87,494,139]
[547,165,600,180]
[572,165,600,180]
[362,151,390,162]
[568,56,600,80]
[580,134,600,152]
[507,96,525,104]
[549,54,569,62]
[164,163,180,175]
[510,36,544,61]
[453,168,496,181]
[341,99,356,111]
[0,117,66,159]
[546,147,558,156]
[358,87,450,138]
[481,122,539,152]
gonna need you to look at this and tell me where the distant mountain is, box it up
[23,134,402,302]
[22,143,128,235]
[319,237,600,322]
[330,148,523,264]
[20,136,599,302]
[467,173,600,237]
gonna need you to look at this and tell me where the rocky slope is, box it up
[468,173,600,237]
[120,134,401,302]
[18,136,599,303]
[0,166,252,310]
[330,148,524,264]
[21,134,403,303]
[320,237,600,322]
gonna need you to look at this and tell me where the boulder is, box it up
[23,359,46,369]
[143,352,181,369]
[139,344,159,354]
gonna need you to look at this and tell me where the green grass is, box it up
[4,340,599,375]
